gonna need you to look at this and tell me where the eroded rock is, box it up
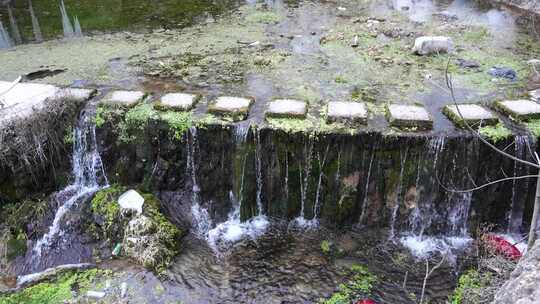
[493,241,540,304]
[386,104,432,130]
[443,104,498,128]
[118,190,144,215]
[155,93,200,111]
[101,90,145,108]
[495,99,540,121]
[327,102,367,124]
[266,99,307,119]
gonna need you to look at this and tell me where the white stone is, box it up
[212,96,252,111]
[496,99,540,120]
[443,104,498,127]
[120,282,128,298]
[327,102,367,123]
[102,90,144,107]
[58,88,97,102]
[387,104,432,129]
[266,99,307,118]
[157,93,199,111]
[530,89,540,103]
[209,96,253,121]
[412,36,454,55]
[118,190,144,215]
[0,80,59,124]
[87,291,106,299]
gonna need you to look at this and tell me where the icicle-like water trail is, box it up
[388,147,408,240]
[0,21,13,49]
[32,104,108,264]
[507,135,530,234]
[290,138,316,229]
[358,148,375,225]
[187,127,213,238]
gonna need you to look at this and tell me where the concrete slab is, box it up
[327,102,367,124]
[266,99,307,119]
[101,90,145,108]
[386,104,432,130]
[208,96,253,121]
[155,93,200,111]
[495,99,540,121]
[530,89,540,103]
[58,88,97,102]
[0,80,59,123]
[443,104,498,128]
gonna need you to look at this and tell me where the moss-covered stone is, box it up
[0,268,108,304]
[87,186,184,272]
[478,123,513,143]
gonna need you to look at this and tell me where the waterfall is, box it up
[291,138,317,229]
[206,124,268,255]
[0,21,13,49]
[32,104,108,263]
[507,135,531,234]
[28,0,43,42]
[187,127,213,237]
[400,137,474,260]
[7,5,22,44]
[254,128,264,216]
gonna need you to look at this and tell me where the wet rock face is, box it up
[493,241,540,304]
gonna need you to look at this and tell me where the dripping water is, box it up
[60,0,74,38]
[389,147,408,240]
[7,5,22,44]
[358,149,375,225]
[507,135,530,234]
[291,138,316,229]
[187,127,212,238]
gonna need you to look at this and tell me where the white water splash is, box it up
[207,192,269,255]
[400,234,472,261]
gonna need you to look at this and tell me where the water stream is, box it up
[30,102,108,271]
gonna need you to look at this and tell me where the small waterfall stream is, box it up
[31,104,108,269]
[0,21,13,49]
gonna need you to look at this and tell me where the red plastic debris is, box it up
[356,300,377,304]
[484,234,522,260]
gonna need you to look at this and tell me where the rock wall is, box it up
[493,240,540,304]
[95,105,538,233]
[0,96,86,204]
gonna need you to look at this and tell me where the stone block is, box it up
[208,96,253,121]
[443,104,498,128]
[327,101,367,124]
[529,89,539,102]
[155,93,200,111]
[412,36,453,55]
[58,88,97,102]
[266,99,307,119]
[495,99,540,121]
[101,90,145,108]
[386,104,433,130]
[118,189,144,215]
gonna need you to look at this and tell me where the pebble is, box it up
[87,291,106,299]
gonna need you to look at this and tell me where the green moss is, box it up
[267,117,315,134]
[321,240,331,255]
[450,269,491,304]
[478,123,512,143]
[63,127,74,145]
[0,268,107,304]
[118,103,158,143]
[160,111,193,140]
[321,264,377,304]
[88,185,183,272]
[245,11,281,24]
[526,119,540,137]
[94,106,106,128]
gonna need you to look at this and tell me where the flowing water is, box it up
[29,102,108,272]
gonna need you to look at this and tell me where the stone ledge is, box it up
[327,102,367,124]
[59,88,97,102]
[154,93,200,111]
[101,90,145,108]
[443,104,498,128]
[266,99,307,119]
[386,104,432,130]
[495,99,540,121]
[208,96,254,121]
[530,89,540,103]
